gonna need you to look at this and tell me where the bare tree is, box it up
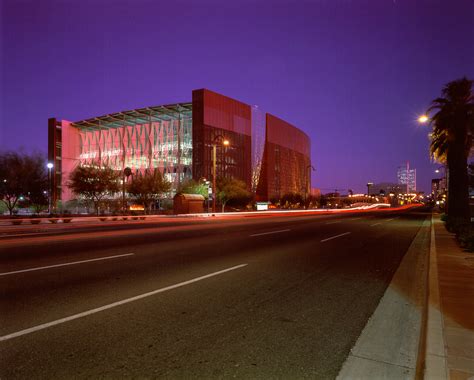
[0,151,48,215]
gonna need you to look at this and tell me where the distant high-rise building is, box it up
[397,162,416,193]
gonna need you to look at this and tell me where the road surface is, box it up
[0,208,428,378]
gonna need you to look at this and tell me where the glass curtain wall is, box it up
[74,105,192,191]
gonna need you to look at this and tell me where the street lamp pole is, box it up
[212,144,217,214]
[199,177,211,214]
[47,162,53,214]
[367,182,373,197]
[123,167,132,214]
[211,135,229,215]
[305,165,315,208]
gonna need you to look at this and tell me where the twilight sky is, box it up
[1,0,473,193]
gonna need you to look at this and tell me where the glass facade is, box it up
[72,105,192,188]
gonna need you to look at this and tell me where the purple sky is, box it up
[1,0,473,193]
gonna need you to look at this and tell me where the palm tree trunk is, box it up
[447,144,470,221]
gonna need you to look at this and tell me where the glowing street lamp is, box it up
[418,114,429,124]
[211,136,230,215]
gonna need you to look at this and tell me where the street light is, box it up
[199,177,211,214]
[417,114,429,124]
[122,167,132,214]
[433,165,448,205]
[367,182,373,197]
[305,165,316,208]
[47,162,53,214]
[211,135,230,215]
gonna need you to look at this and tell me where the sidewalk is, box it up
[425,215,474,379]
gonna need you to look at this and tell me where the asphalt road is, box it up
[0,208,429,379]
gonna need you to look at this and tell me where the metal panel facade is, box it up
[257,114,311,200]
[192,89,252,189]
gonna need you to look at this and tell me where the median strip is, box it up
[0,263,248,342]
[320,232,351,243]
[250,229,291,237]
[0,253,135,277]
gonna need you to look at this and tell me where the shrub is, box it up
[445,216,469,234]
[99,217,107,222]
[62,218,72,223]
[458,229,473,250]
[48,218,59,224]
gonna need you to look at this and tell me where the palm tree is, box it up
[428,77,474,221]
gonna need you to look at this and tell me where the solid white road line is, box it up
[0,253,135,277]
[349,217,363,221]
[386,218,395,222]
[370,222,382,227]
[0,263,248,342]
[320,232,351,243]
[250,229,291,237]
[325,221,341,225]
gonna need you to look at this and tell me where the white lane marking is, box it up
[370,222,382,227]
[250,229,291,237]
[386,218,395,222]
[349,217,363,221]
[0,263,248,342]
[320,232,351,243]
[325,221,341,224]
[0,253,135,277]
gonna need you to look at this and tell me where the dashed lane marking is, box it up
[250,229,291,237]
[0,253,135,277]
[320,232,351,243]
[0,263,248,342]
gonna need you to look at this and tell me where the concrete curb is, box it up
[337,217,431,379]
[423,215,448,379]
